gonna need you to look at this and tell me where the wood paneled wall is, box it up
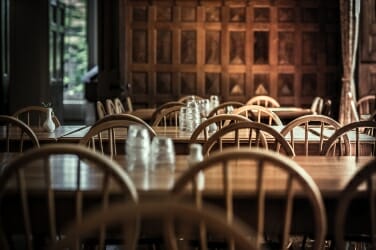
[123,0,341,108]
[359,0,376,98]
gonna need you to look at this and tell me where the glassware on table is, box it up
[198,99,211,118]
[187,143,205,190]
[210,95,220,111]
[186,100,201,133]
[179,106,187,132]
[150,136,175,172]
[125,124,151,171]
[225,105,234,114]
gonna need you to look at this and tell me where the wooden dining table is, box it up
[59,125,317,154]
[0,152,373,237]
[268,107,313,121]
[127,106,314,125]
[0,124,88,143]
[59,125,371,155]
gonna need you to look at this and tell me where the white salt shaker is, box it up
[188,144,204,190]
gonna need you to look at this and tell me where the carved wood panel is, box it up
[124,0,341,108]
[359,0,376,98]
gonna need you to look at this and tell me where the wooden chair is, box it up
[152,105,182,127]
[280,114,342,156]
[50,200,258,250]
[171,148,326,250]
[151,101,185,125]
[177,95,203,103]
[189,114,251,144]
[126,96,134,112]
[322,120,376,157]
[369,110,376,122]
[114,98,126,114]
[246,95,280,108]
[335,157,376,250]
[232,105,283,125]
[310,96,324,114]
[357,94,376,118]
[96,101,107,119]
[105,99,117,115]
[202,121,295,156]
[207,101,244,118]
[13,106,61,128]
[0,115,40,152]
[0,144,138,250]
[80,114,156,157]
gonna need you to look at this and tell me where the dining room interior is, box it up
[0,0,374,124]
[0,0,376,250]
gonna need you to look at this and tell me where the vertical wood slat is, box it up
[223,159,235,250]
[112,128,117,156]
[223,160,233,224]
[248,128,253,147]
[75,160,82,250]
[235,128,240,148]
[283,175,294,249]
[356,127,359,158]
[99,170,110,249]
[19,131,25,152]
[44,157,57,245]
[17,169,33,250]
[368,177,376,248]
[319,122,324,151]
[304,122,308,156]
[256,160,265,247]
[5,124,10,152]
[290,129,295,152]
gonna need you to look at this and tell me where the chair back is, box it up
[126,96,134,112]
[310,97,324,114]
[151,101,185,125]
[13,106,61,128]
[202,121,294,156]
[152,105,182,127]
[321,99,332,117]
[246,95,280,108]
[280,114,342,155]
[0,115,40,152]
[171,148,326,250]
[322,120,376,158]
[0,144,138,250]
[207,101,244,118]
[335,157,376,249]
[178,95,203,103]
[51,201,258,250]
[357,94,376,118]
[96,101,107,119]
[114,98,126,114]
[80,114,156,157]
[232,105,283,125]
[105,99,117,115]
[189,114,251,144]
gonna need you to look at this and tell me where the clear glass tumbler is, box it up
[150,136,175,172]
[125,124,151,171]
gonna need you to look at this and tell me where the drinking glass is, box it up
[210,95,220,110]
[179,106,187,132]
[150,136,175,172]
[125,124,151,171]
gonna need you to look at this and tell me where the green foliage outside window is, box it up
[63,0,87,100]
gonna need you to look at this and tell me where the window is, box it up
[63,0,87,100]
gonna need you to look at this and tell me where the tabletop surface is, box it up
[0,153,372,198]
[0,125,88,142]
